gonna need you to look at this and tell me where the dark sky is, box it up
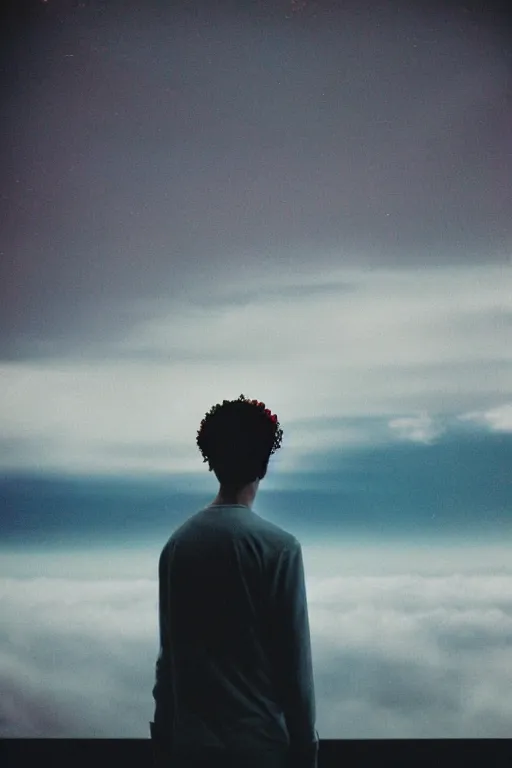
[1,0,511,361]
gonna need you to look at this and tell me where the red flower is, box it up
[248,398,277,423]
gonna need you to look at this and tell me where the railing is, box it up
[1,738,510,768]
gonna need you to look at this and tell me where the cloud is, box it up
[458,404,512,433]
[1,263,510,476]
[388,413,444,444]
[1,543,512,738]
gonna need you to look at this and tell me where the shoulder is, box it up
[252,513,299,552]
[161,508,300,565]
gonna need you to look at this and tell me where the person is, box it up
[150,394,319,768]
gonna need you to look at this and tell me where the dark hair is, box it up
[196,394,283,487]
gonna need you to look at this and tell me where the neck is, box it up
[210,479,259,509]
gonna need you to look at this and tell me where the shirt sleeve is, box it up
[271,542,319,768]
[150,543,175,746]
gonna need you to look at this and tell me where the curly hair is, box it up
[196,394,283,487]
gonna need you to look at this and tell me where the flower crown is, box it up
[197,393,283,462]
[200,398,278,425]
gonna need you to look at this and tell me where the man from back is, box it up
[150,394,319,768]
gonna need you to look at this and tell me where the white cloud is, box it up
[458,403,512,433]
[0,264,510,476]
[388,413,443,444]
[1,541,511,738]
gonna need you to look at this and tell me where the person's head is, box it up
[196,394,283,503]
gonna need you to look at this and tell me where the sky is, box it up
[1,0,511,740]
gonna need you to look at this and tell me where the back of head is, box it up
[196,394,283,488]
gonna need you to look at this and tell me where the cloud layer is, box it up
[1,543,511,738]
[1,265,510,477]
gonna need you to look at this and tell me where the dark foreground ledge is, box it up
[1,739,511,768]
